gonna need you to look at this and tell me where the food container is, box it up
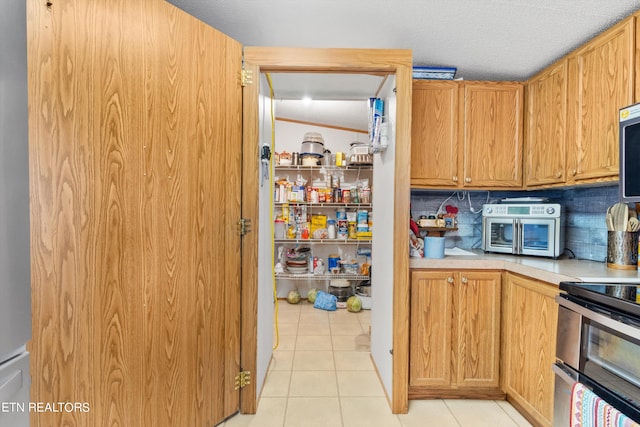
[349,141,370,156]
[279,151,292,166]
[328,254,340,271]
[302,131,324,143]
[341,261,359,275]
[274,219,286,239]
[301,154,321,166]
[348,153,373,165]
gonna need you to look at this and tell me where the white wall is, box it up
[274,118,367,155]
[256,76,275,396]
[370,76,396,399]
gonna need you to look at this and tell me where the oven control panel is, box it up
[482,203,561,218]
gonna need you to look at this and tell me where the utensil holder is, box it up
[607,231,639,269]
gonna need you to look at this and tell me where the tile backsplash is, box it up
[410,184,620,262]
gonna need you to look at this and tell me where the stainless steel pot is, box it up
[301,140,324,155]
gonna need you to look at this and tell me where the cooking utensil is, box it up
[610,203,629,232]
[628,217,640,232]
[606,214,614,231]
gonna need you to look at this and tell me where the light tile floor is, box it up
[220,301,533,427]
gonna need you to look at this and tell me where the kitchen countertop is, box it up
[409,249,640,285]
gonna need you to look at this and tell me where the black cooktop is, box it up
[559,282,640,319]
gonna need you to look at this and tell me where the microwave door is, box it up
[519,219,555,257]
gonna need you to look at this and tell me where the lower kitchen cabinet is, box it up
[409,270,503,399]
[503,273,559,427]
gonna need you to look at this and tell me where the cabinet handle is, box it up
[461,276,468,284]
[452,176,458,182]
[447,277,454,284]
[464,177,471,183]
[570,169,577,176]
[555,171,562,178]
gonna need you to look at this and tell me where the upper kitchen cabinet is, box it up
[566,16,634,185]
[525,60,567,187]
[411,80,459,187]
[410,81,523,189]
[461,82,524,188]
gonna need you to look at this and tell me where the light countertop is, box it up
[409,249,640,285]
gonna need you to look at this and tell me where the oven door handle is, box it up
[552,362,578,386]
[555,296,640,341]
[513,219,520,254]
[553,361,640,424]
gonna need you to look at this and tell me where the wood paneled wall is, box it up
[27,0,242,425]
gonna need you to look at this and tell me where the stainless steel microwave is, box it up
[620,103,640,202]
[481,203,564,258]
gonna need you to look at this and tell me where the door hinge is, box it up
[234,370,251,390]
[238,218,251,236]
[241,69,253,87]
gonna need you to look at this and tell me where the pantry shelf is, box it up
[418,226,458,237]
[275,202,372,209]
[275,238,372,244]
[276,273,370,281]
[275,165,372,172]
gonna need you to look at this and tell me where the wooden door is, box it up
[462,82,523,188]
[503,273,559,427]
[410,80,460,187]
[525,60,567,187]
[566,17,633,184]
[27,0,242,426]
[454,271,501,389]
[409,271,454,388]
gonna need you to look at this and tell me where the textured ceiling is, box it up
[167,0,640,127]
[168,0,640,81]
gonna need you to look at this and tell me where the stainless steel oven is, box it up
[482,203,564,258]
[553,282,640,426]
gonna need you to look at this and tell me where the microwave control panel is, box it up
[482,203,561,218]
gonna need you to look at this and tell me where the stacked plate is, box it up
[286,254,308,274]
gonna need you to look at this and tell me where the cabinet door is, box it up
[462,82,523,188]
[504,273,559,427]
[566,17,634,184]
[409,270,454,387]
[28,1,244,426]
[454,271,501,389]
[411,80,459,187]
[525,60,567,187]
